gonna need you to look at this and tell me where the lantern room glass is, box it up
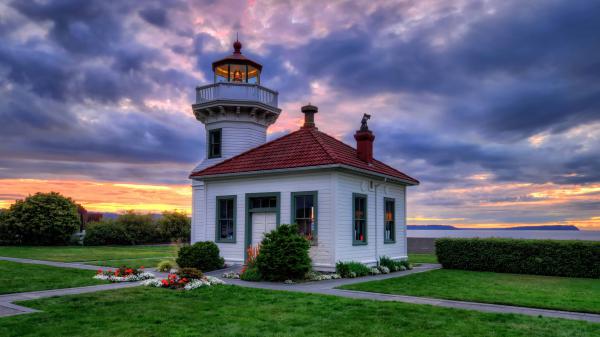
[214,64,261,84]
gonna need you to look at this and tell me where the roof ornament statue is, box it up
[360,113,371,131]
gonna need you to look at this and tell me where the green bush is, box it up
[157,211,190,243]
[240,265,262,281]
[0,192,79,245]
[436,238,600,278]
[176,267,203,280]
[156,260,176,272]
[117,211,160,244]
[336,261,370,278]
[256,224,311,281]
[84,219,130,245]
[84,211,164,246]
[176,241,224,272]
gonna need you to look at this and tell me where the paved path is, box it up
[0,282,143,317]
[2,257,600,323]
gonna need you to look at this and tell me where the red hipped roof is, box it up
[190,127,419,185]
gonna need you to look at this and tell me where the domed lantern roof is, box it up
[212,39,263,84]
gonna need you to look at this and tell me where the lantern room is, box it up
[212,39,262,84]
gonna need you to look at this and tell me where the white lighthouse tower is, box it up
[191,39,281,173]
[190,39,281,240]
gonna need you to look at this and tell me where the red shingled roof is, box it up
[190,127,419,185]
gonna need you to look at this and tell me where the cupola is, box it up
[211,38,262,84]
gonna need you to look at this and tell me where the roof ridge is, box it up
[190,129,301,177]
[311,129,339,162]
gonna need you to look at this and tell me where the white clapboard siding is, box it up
[193,121,267,172]
[334,172,407,265]
[193,171,334,268]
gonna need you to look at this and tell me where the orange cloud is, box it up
[0,179,190,214]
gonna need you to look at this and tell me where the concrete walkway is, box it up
[2,256,600,323]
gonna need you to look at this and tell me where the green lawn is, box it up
[1,286,598,336]
[408,253,438,264]
[340,269,600,314]
[91,257,171,269]
[0,261,105,294]
[0,245,178,263]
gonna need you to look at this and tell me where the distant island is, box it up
[408,225,579,231]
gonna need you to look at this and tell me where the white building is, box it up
[190,40,419,271]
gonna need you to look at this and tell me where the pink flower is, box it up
[97,269,102,274]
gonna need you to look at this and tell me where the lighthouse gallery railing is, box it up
[196,83,278,108]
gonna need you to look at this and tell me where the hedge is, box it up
[435,238,600,278]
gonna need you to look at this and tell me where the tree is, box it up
[157,210,191,242]
[0,192,80,245]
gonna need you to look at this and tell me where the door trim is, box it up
[244,192,281,260]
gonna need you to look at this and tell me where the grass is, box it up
[340,269,600,314]
[91,258,170,269]
[408,253,438,264]
[0,245,178,263]
[0,261,105,295]
[0,286,597,336]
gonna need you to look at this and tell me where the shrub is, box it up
[176,267,203,280]
[436,238,600,278]
[84,219,130,245]
[117,211,160,244]
[0,192,79,245]
[157,211,190,243]
[336,261,370,278]
[157,260,176,272]
[255,224,312,281]
[240,265,262,281]
[176,241,224,272]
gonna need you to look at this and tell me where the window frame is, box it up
[207,128,222,159]
[215,195,237,243]
[352,193,368,245]
[384,197,396,244]
[290,191,318,245]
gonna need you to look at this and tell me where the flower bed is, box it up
[142,273,224,290]
[94,266,155,282]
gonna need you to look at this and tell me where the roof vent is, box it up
[301,104,318,129]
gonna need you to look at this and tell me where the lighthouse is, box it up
[191,39,281,173]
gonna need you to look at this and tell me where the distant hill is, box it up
[408,225,579,231]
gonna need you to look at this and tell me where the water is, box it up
[407,230,600,241]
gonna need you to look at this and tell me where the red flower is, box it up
[140,266,144,269]
[161,279,169,286]
[114,270,120,276]
[97,269,103,274]
[181,278,188,283]
[125,268,133,274]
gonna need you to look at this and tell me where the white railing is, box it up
[196,83,278,108]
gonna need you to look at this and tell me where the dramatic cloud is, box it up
[0,0,598,227]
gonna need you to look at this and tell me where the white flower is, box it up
[331,274,341,279]
[142,278,163,287]
[378,266,390,274]
[94,271,155,283]
[205,276,225,285]
[370,267,381,275]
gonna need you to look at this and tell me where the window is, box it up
[353,193,367,245]
[250,196,277,209]
[291,191,317,243]
[215,196,236,242]
[208,129,222,158]
[384,198,395,243]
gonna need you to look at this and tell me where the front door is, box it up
[251,212,277,246]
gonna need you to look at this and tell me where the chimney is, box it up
[301,104,318,129]
[354,113,375,163]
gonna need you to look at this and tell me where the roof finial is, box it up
[233,33,242,54]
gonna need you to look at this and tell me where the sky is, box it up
[0,0,599,230]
